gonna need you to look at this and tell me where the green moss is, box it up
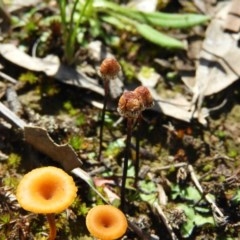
[119,60,137,82]
[19,71,38,84]
[63,101,79,116]
[2,176,19,189]
[69,135,83,150]
[7,153,21,169]
[72,198,90,217]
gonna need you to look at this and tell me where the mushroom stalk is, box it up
[117,87,153,210]
[134,120,141,187]
[16,166,77,240]
[46,213,56,240]
[121,117,134,211]
[98,80,109,161]
[98,57,121,161]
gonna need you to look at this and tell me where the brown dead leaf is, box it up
[224,0,240,32]
[149,88,193,123]
[24,126,82,172]
[0,44,104,95]
[182,2,240,120]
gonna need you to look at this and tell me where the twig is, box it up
[154,162,188,172]
[153,202,178,240]
[0,102,26,129]
[127,220,152,240]
[188,164,227,225]
[0,71,18,84]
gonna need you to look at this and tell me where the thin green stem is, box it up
[121,117,133,212]
[66,0,92,64]
[46,213,56,240]
[66,0,80,63]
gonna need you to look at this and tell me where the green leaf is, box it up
[139,180,157,193]
[135,23,185,49]
[101,15,130,30]
[140,192,158,204]
[183,186,202,202]
[194,214,214,227]
[178,204,215,238]
[171,184,202,202]
[129,11,210,28]
[94,0,209,28]
[231,189,240,205]
[69,135,83,150]
[181,216,195,238]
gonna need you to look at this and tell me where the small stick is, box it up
[153,202,178,240]
[154,162,188,172]
[0,71,18,84]
[188,164,227,224]
[0,101,26,129]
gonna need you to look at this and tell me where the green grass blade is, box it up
[94,0,209,29]
[135,23,185,49]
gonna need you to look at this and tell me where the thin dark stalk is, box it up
[46,213,56,240]
[97,80,109,161]
[134,121,140,187]
[121,117,133,211]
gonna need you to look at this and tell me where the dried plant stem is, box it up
[46,213,56,240]
[188,164,227,224]
[97,80,109,161]
[121,117,134,211]
[153,202,178,240]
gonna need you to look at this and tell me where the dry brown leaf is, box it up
[24,126,82,172]
[0,44,104,95]
[149,88,193,123]
[182,2,240,119]
[0,43,209,123]
[224,0,240,32]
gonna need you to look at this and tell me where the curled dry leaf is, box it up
[24,126,82,172]
[0,44,104,95]
[182,2,240,118]
[149,88,193,123]
[0,43,206,123]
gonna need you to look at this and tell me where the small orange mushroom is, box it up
[86,205,128,240]
[16,166,77,240]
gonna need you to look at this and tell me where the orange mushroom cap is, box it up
[16,166,77,214]
[86,205,128,240]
